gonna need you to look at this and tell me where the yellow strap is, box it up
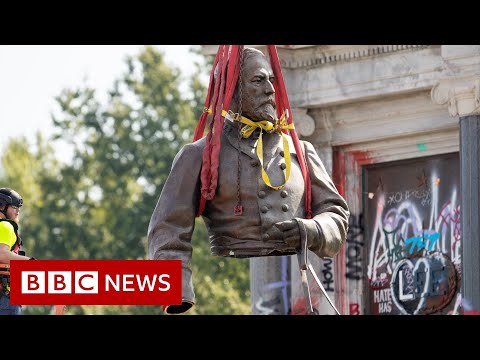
[257,129,292,190]
[215,108,294,191]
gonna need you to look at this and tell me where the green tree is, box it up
[0,132,61,258]
[0,134,65,315]
[1,46,250,315]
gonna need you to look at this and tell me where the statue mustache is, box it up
[262,99,276,107]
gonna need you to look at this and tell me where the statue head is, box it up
[231,47,277,122]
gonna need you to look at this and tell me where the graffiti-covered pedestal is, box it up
[365,153,461,315]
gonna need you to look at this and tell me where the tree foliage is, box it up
[0,46,250,315]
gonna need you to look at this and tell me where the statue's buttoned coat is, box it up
[148,121,349,310]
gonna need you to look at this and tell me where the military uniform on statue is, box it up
[148,46,350,314]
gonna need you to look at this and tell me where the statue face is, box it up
[237,52,276,122]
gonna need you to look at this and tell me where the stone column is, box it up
[287,108,339,315]
[250,256,290,315]
[432,75,480,314]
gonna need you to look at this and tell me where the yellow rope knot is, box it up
[273,111,294,134]
[220,109,294,191]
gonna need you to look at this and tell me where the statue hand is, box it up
[274,219,301,249]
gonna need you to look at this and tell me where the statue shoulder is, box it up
[299,139,315,151]
[190,136,207,151]
[171,139,206,169]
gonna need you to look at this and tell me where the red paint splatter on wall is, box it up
[333,148,346,197]
[332,147,373,315]
[349,150,374,167]
[349,303,360,315]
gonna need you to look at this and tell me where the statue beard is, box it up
[230,95,277,122]
[250,102,277,122]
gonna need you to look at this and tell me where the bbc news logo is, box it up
[9,260,181,305]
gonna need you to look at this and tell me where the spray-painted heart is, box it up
[390,252,457,315]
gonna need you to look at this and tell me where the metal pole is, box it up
[460,114,480,313]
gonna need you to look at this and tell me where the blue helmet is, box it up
[0,188,23,208]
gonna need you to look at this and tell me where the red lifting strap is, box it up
[195,46,242,216]
[267,45,312,219]
[193,49,221,142]
[192,45,312,219]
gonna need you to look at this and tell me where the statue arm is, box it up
[295,141,350,258]
[147,142,203,314]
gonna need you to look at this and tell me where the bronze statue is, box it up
[148,46,350,314]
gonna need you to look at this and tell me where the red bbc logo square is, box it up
[9,260,181,305]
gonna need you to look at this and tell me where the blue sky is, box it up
[0,45,200,162]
